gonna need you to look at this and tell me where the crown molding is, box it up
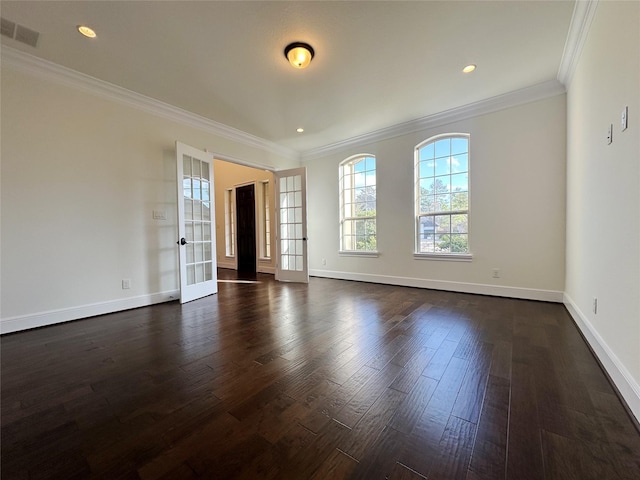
[557,0,599,87]
[1,46,298,161]
[301,79,566,162]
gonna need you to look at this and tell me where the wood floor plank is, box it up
[2,269,638,479]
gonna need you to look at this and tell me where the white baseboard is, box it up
[309,269,564,303]
[0,290,179,334]
[563,293,640,423]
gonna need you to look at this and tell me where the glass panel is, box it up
[296,239,303,255]
[196,263,204,283]
[294,191,302,207]
[420,194,435,214]
[434,215,451,233]
[296,255,303,271]
[452,192,468,211]
[289,239,296,254]
[184,199,193,220]
[451,173,468,192]
[183,178,192,199]
[183,155,192,176]
[435,139,450,158]
[201,162,209,181]
[194,222,203,241]
[204,243,212,261]
[434,175,450,192]
[449,234,468,252]
[186,244,194,263]
[193,159,201,179]
[451,154,468,173]
[435,157,450,176]
[451,137,468,155]
[202,181,210,201]
[419,143,435,160]
[203,224,212,241]
[354,173,365,188]
[365,156,375,171]
[419,179,433,195]
[294,175,301,191]
[195,243,204,262]
[194,201,202,220]
[435,234,450,252]
[280,177,286,191]
[203,202,211,221]
[294,207,302,223]
[281,254,289,270]
[295,224,303,239]
[287,192,295,207]
[192,179,201,200]
[287,176,294,191]
[281,224,288,240]
[419,161,434,178]
[185,222,194,242]
[187,265,196,285]
[204,262,212,281]
[435,194,451,211]
[452,214,468,233]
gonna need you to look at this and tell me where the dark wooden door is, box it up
[236,184,256,274]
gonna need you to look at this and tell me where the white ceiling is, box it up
[1,1,575,154]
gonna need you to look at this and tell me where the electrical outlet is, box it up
[621,106,628,131]
[492,268,500,278]
[592,297,598,314]
[122,278,131,289]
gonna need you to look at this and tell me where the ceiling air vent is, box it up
[1,17,16,38]
[0,18,39,47]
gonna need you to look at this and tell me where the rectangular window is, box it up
[259,181,271,259]
[224,188,235,257]
[416,135,469,255]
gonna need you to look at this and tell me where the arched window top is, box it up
[415,133,470,158]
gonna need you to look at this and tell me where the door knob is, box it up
[177,237,188,245]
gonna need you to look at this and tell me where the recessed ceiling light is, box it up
[463,64,476,73]
[77,25,97,38]
[296,127,304,133]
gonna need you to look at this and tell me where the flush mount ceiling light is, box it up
[77,25,97,38]
[284,42,314,69]
[462,64,476,73]
[296,127,304,133]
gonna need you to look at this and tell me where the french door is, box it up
[275,167,308,283]
[176,141,218,303]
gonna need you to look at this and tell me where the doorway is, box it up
[236,184,256,275]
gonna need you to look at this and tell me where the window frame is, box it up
[339,154,378,255]
[414,134,472,261]
[224,188,235,258]
[258,180,271,260]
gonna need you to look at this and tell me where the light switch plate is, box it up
[621,106,628,131]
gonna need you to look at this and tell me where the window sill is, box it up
[414,253,473,262]
[339,251,380,258]
[258,257,271,262]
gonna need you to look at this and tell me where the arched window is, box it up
[415,135,470,255]
[340,154,377,252]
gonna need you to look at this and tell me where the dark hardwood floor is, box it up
[2,270,639,479]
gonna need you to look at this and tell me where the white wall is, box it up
[0,66,295,333]
[213,160,276,273]
[564,1,640,420]
[304,95,567,301]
